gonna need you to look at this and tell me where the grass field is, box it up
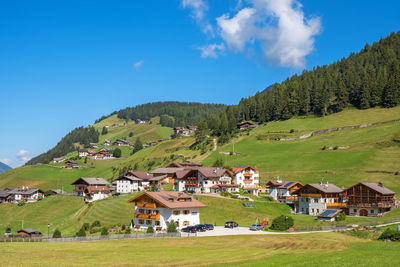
[1,232,399,266]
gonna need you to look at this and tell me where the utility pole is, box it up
[48,224,50,239]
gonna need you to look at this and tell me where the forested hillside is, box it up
[116,102,227,127]
[26,126,99,165]
[209,31,400,138]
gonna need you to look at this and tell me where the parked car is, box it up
[204,224,214,230]
[112,192,120,196]
[249,224,264,231]
[181,226,197,233]
[186,190,195,194]
[194,224,207,232]
[224,221,239,228]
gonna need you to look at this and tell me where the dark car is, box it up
[194,224,207,232]
[181,226,197,233]
[204,224,214,230]
[224,221,239,228]
[112,192,120,196]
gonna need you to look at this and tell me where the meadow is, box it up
[0,232,399,266]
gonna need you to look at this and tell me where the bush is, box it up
[52,229,62,238]
[17,200,27,206]
[146,226,154,233]
[76,227,86,237]
[91,220,101,229]
[89,227,101,234]
[83,223,90,231]
[125,228,131,234]
[101,227,109,236]
[378,228,400,241]
[290,129,295,133]
[270,215,294,231]
[322,145,327,150]
[336,212,346,221]
[167,221,177,233]
[113,148,122,158]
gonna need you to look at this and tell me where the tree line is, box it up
[26,126,99,165]
[207,31,400,140]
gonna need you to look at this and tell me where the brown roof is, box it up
[307,183,343,193]
[129,192,206,209]
[360,182,395,195]
[267,180,303,189]
[166,162,203,168]
[72,177,110,186]
[150,167,185,174]
[86,186,110,194]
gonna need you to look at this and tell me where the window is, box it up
[370,210,374,214]
[317,209,319,213]
[146,220,151,225]
[192,211,198,215]
[313,198,318,203]
[155,221,160,226]
[138,219,144,224]
[183,221,190,226]
[183,210,190,215]
[173,210,180,215]
[354,209,357,213]
[312,208,314,213]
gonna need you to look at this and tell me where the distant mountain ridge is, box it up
[0,161,12,174]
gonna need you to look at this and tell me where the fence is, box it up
[47,232,182,242]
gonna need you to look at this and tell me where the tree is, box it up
[82,223,90,231]
[194,120,209,143]
[113,148,122,158]
[52,228,62,238]
[132,138,143,154]
[167,221,177,233]
[269,215,294,231]
[336,212,346,221]
[129,132,134,137]
[76,227,86,237]
[101,227,109,236]
[101,126,108,135]
[146,226,154,233]
[90,220,101,229]
[125,227,131,234]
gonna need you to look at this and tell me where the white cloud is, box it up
[181,0,214,35]
[0,158,12,166]
[133,60,144,70]
[197,43,225,58]
[216,0,321,68]
[16,150,32,163]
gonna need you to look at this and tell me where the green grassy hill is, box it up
[203,106,400,193]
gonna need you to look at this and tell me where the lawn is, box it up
[1,232,399,266]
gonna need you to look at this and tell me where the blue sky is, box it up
[0,0,399,167]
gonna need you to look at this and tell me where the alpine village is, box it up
[1,2,400,266]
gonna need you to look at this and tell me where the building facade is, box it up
[72,177,111,202]
[267,180,303,203]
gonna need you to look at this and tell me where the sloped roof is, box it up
[308,183,343,193]
[166,162,203,168]
[129,192,206,209]
[6,188,42,195]
[150,167,185,174]
[318,209,342,218]
[197,167,233,178]
[86,186,110,194]
[72,177,110,185]
[0,189,10,198]
[267,180,303,189]
[18,228,41,234]
[232,166,258,173]
[360,182,395,195]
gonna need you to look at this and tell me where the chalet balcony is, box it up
[185,183,199,187]
[150,214,161,220]
[134,213,160,220]
[347,202,395,208]
[299,193,322,198]
[244,179,253,183]
[244,173,253,177]
[136,202,157,208]
[278,196,297,201]
[326,202,347,208]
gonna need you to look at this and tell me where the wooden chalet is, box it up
[267,180,303,203]
[344,182,397,216]
[237,121,256,130]
[17,228,42,237]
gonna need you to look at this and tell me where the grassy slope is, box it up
[1,233,400,266]
[203,106,400,193]
[0,195,136,236]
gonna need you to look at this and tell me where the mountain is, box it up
[0,161,12,174]
[209,31,400,139]
[27,101,228,165]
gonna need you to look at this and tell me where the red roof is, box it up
[232,166,258,174]
[86,186,110,194]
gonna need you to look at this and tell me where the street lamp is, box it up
[285,216,288,230]
[47,224,50,239]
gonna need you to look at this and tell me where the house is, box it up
[210,184,240,193]
[150,168,184,183]
[174,127,190,136]
[135,119,146,124]
[295,182,345,216]
[166,162,203,168]
[149,141,157,146]
[17,228,42,237]
[237,121,257,130]
[0,189,11,203]
[104,139,111,146]
[174,167,236,193]
[112,139,131,146]
[111,124,119,128]
[233,166,260,188]
[186,125,197,132]
[71,177,111,202]
[65,160,78,168]
[115,171,153,193]
[344,182,397,217]
[47,189,68,196]
[52,157,66,163]
[317,209,343,221]
[78,149,89,157]
[267,179,303,203]
[90,143,98,149]
[4,187,44,203]
[92,148,112,159]
[129,191,206,231]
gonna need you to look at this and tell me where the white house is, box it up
[78,149,89,157]
[232,166,260,188]
[295,182,345,216]
[174,167,237,193]
[267,179,303,203]
[129,191,206,231]
[115,171,153,193]
[71,177,111,202]
[3,187,44,203]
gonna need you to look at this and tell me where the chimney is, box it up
[378,182,383,187]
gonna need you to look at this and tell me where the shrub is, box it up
[270,215,294,231]
[336,212,346,221]
[333,146,339,150]
[167,221,177,233]
[125,228,131,234]
[146,226,154,234]
[82,223,90,231]
[17,200,27,206]
[290,129,295,133]
[378,228,400,241]
[91,220,101,229]
[322,145,327,150]
[101,227,109,236]
[89,227,101,234]
[113,148,122,158]
[76,227,86,237]
[52,229,62,238]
